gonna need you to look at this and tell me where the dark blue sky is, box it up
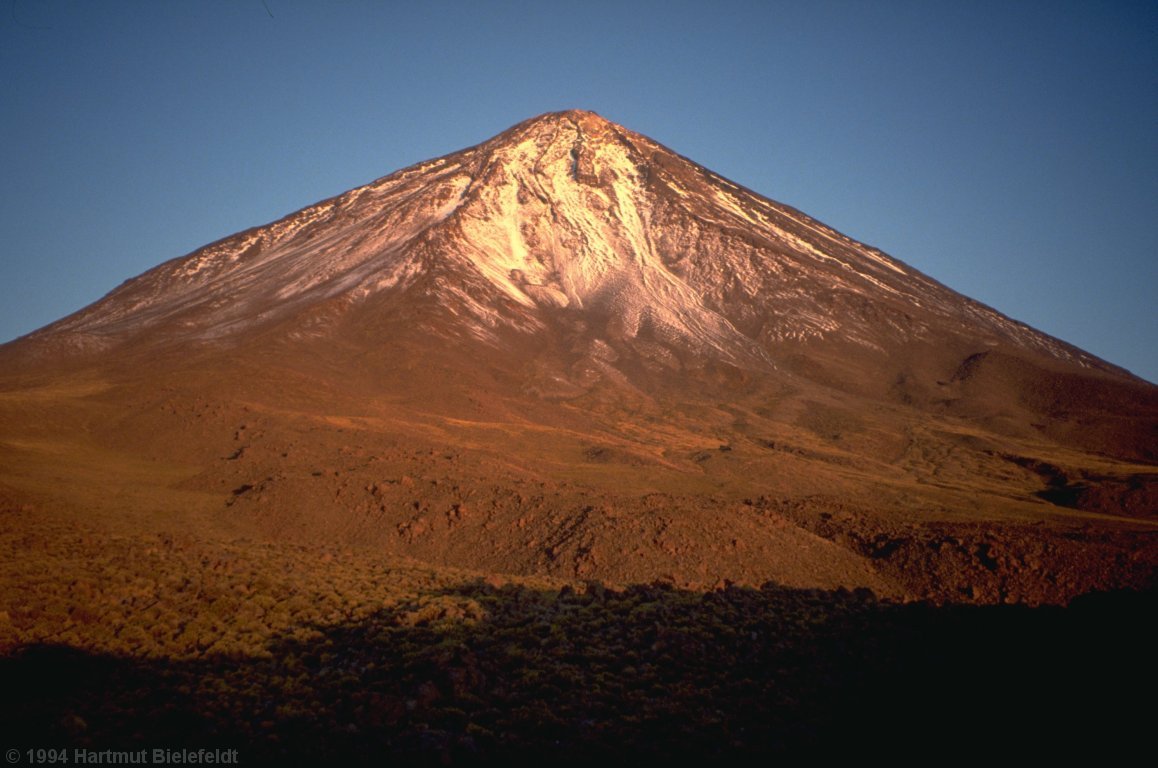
[3,1,1155,382]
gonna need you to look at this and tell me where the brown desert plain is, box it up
[1,111,1156,763]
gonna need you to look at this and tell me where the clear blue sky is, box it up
[2,1,1155,382]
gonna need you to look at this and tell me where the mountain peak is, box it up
[16,110,1128,396]
[476,108,647,187]
[517,109,616,133]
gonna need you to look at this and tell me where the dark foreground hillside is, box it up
[2,483,1154,765]
[3,577,1152,765]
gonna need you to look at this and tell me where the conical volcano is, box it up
[2,110,1155,601]
[9,111,1134,372]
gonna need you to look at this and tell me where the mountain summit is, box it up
[2,111,1155,600]
[19,110,1121,374]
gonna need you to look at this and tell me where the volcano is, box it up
[2,110,1155,602]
